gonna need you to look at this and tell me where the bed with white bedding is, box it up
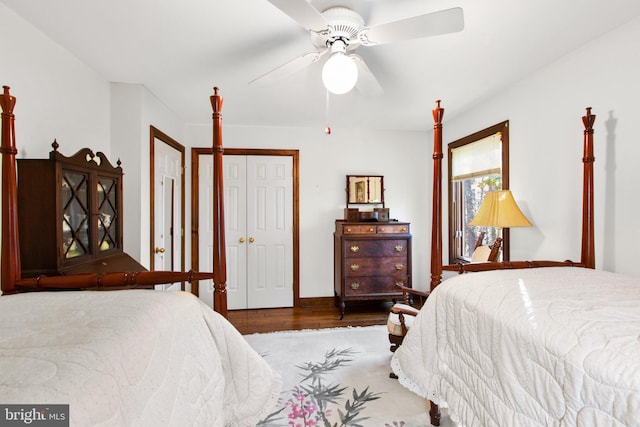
[392,267,640,426]
[387,103,640,425]
[0,290,279,426]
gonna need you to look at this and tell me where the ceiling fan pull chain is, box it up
[325,90,331,135]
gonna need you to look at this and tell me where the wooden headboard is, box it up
[429,101,596,290]
[0,85,228,317]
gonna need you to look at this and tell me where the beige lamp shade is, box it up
[470,190,532,228]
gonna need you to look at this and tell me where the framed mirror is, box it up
[346,175,384,205]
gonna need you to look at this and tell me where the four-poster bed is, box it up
[0,86,278,425]
[0,85,228,317]
[392,101,640,426]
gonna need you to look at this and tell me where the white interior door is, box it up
[197,154,293,309]
[224,156,248,309]
[197,157,215,306]
[245,155,293,308]
[153,139,182,291]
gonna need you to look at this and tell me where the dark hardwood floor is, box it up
[227,300,393,335]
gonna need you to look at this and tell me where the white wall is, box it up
[184,124,431,297]
[0,3,110,158]
[0,4,185,279]
[111,83,184,267]
[110,84,144,263]
[442,16,640,277]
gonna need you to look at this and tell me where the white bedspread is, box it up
[0,290,279,426]
[391,267,640,426]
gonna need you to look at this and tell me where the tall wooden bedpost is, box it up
[581,107,596,269]
[210,87,228,317]
[430,100,444,291]
[0,86,20,294]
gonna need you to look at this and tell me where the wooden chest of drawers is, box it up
[334,220,411,318]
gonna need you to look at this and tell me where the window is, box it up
[448,121,509,263]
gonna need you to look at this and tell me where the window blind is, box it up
[451,132,502,181]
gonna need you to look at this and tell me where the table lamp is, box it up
[470,190,532,255]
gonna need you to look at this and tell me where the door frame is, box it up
[149,126,186,282]
[191,148,300,306]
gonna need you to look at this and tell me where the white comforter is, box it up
[392,267,640,426]
[0,290,279,426]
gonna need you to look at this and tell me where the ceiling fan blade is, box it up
[350,55,383,96]
[267,0,328,32]
[249,49,328,86]
[358,7,464,46]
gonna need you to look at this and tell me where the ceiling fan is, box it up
[250,0,464,95]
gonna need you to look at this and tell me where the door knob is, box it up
[249,237,255,243]
[155,247,165,254]
[239,237,245,243]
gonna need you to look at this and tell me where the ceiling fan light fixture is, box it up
[322,40,358,95]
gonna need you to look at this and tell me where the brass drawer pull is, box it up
[368,227,375,233]
[350,282,360,290]
[350,264,360,271]
[401,227,407,232]
[395,244,403,252]
[350,245,360,253]
[395,263,404,270]
[346,228,352,232]
[395,280,404,286]
[378,227,384,232]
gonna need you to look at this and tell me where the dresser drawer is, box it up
[342,224,377,234]
[344,257,409,277]
[341,223,410,235]
[376,224,410,234]
[344,239,409,258]
[344,276,409,295]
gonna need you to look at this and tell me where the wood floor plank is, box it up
[228,301,392,335]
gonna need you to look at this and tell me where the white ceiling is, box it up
[3,0,640,131]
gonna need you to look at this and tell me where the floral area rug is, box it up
[244,325,450,427]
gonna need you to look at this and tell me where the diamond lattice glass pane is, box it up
[97,178,118,251]
[62,171,90,259]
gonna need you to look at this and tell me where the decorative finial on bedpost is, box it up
[0,87,17,153]
[51,139,59,152]
[582,107,595,133]
[0,86,16,120]
[210,86,223,118]
[432,100,444,126]
[582,107,595,163]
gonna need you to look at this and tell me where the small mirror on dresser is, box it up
[346,175,384,205]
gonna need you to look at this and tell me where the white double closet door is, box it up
[199,154,293,309]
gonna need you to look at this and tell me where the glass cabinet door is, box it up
[61,171,90,259]
[97,176,118,252]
